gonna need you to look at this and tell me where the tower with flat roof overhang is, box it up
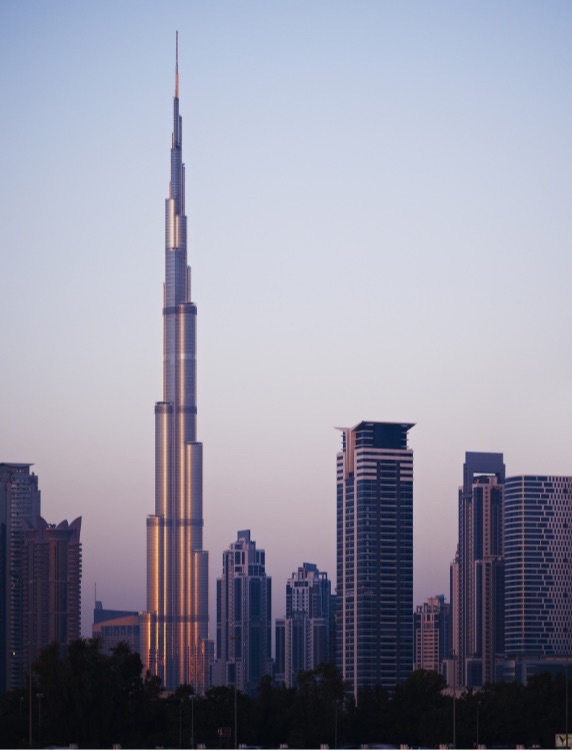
[336,421,414,696]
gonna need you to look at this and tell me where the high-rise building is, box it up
[504,475,572,659]
[0,463,41,692]
[414,594,450,673]
[23,516,82,667]
[452,452,505,689]
[214,530,272,695]
[276,562,332,687]
[92,601,140,655]
[141,36,209,692]
[336,421,414,696]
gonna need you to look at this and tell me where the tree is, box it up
[390,670,449,747]
[291,663,348,748]
[29,638,165,748]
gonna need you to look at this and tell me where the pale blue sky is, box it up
[1,1,571,638]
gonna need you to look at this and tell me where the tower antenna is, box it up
[175,31,179,98]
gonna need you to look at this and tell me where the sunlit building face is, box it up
[141,37,209,693]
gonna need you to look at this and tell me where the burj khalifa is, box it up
[142,35,209,692]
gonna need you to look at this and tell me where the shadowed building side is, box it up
[276,562,333,688]
[23,516,82,668]
[0,463,41,692]
[336,421,414,698]
[450,451,505,690]
[213,530,272,695]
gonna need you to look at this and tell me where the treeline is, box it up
[0,639,569,749]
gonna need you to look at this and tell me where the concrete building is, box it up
[414,594,450,674]
[214,530,272,695]
[141,35,209,692]
[276,562,332,687]
[336,421,414,696]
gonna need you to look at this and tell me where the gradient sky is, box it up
[1,1,571,638]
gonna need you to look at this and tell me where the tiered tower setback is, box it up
[142,36,209,692]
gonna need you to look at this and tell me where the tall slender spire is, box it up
[175,30,179,99]
[142,37,210,693]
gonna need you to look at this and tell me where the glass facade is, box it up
[143,41,209,693]
[0,463,41,691]
[23,517,82,668]
[414,594,450,673]
[504,475,572,657]
[337,421,414,696]
[0,464,81,692]
[453,452,505,689]
[278,562,332,687]
[215,530,272,695]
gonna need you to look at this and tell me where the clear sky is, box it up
[1,1,571,638]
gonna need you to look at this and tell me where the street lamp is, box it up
[234,670,238,750]
[334,699,338,750]
[36,693,44,747]
[566,658,569,750]
[451,652,457,750]
[190,694,195,750]
[230,634,239,749]
[476,700,481,749]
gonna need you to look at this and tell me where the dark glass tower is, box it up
[451,452,505,689]
[336,421,414,696]
[276,562,333,688]
[214,530,272,696]
[0,463,41,691]
[142,36,209,692]
[23,516,82,670]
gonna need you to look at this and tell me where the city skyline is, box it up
[1,2,572,638]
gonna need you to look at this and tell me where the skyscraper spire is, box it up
[175,30,179,99]
[142,36,210,693]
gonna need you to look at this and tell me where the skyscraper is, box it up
[23,516,82,669]
[452,452,505,689]
[414,594,450,673]
[504,475,572,659]
[142,36,209,692]
[0,463,41,692]
[214,530,272,695]
[92,601,140,656]
[276,562,333,687]
[336,421,414,696]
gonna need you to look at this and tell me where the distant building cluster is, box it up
[0,463,81,693]
[443,453,572,690]
[275,562,335,688]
